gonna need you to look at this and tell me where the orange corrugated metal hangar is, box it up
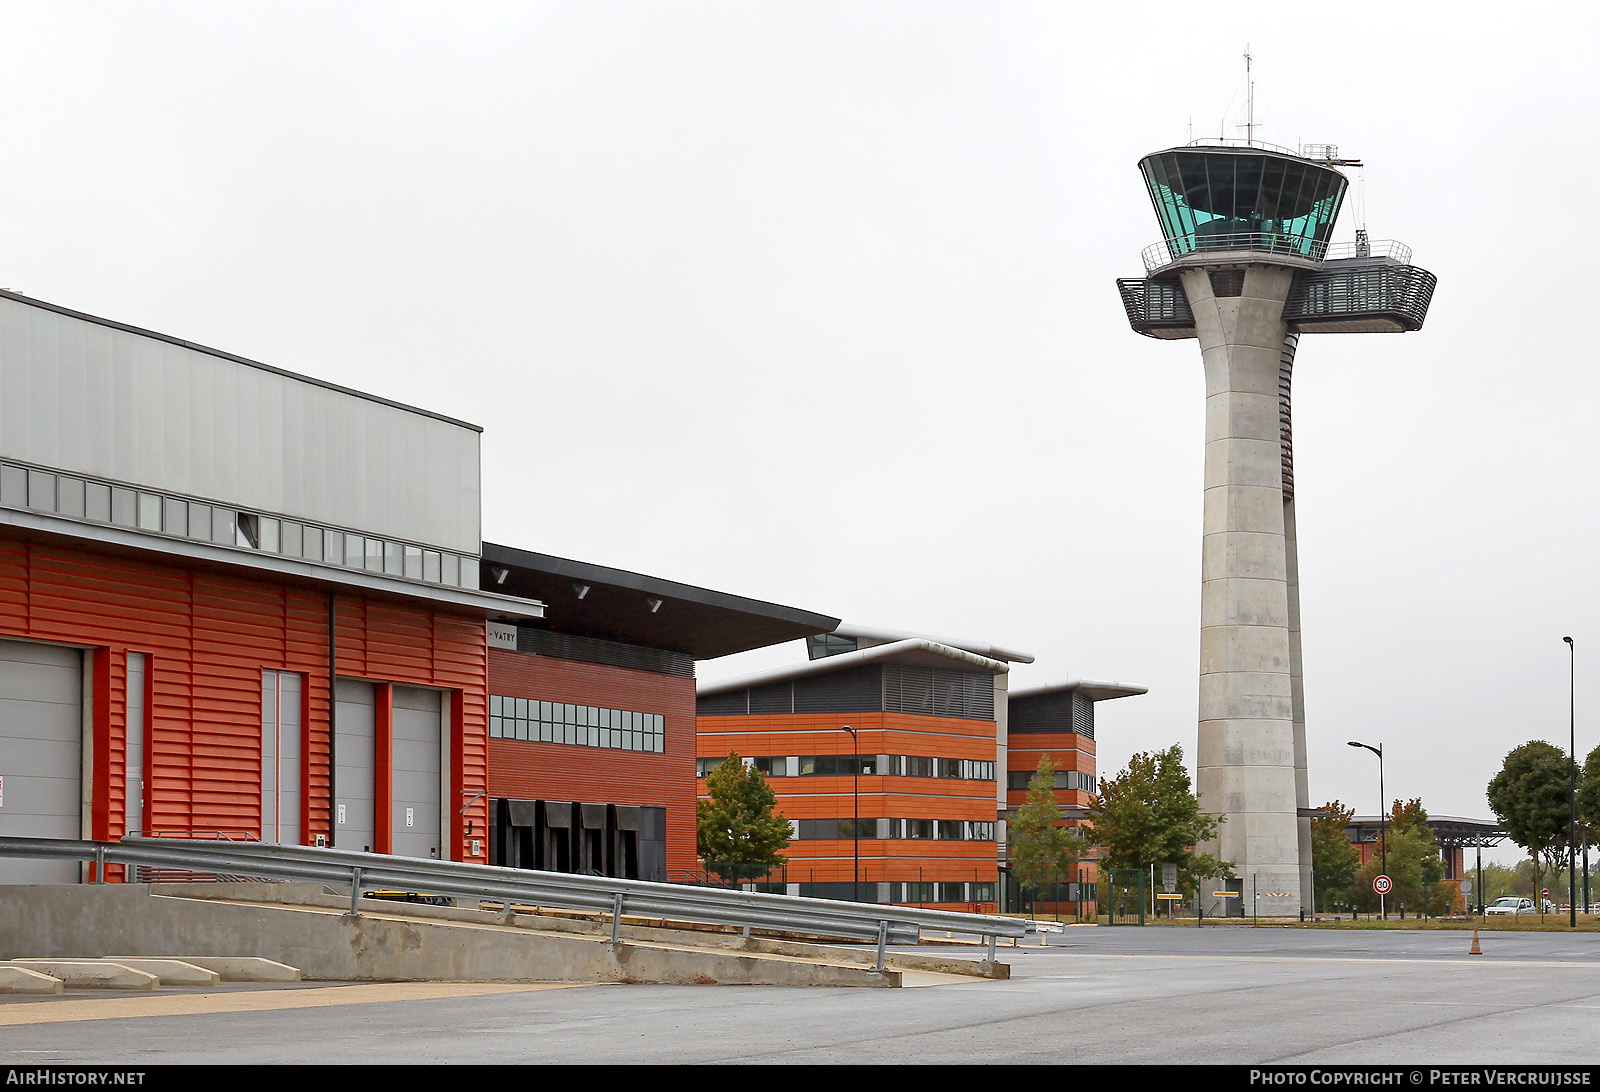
[0,289,834,886]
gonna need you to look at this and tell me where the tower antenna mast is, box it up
[1244,46,1255,146]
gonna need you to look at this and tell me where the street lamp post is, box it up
[841,725,860,904]
[1349,740,1386,919]
[1566,636,1577,927]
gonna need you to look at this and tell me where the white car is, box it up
[1484,896,1543,916]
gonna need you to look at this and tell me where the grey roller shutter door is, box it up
[391,687,442,859]
[333,679,376,853]
[0,640,84,884]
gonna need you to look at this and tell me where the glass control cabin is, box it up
[1140,146,1348,260]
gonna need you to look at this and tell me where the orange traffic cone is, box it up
[1469,929,1483,955]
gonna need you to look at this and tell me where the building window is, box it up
[489,694,665,754]
[805,633,859,660]
[0,465,23,507]
[136,492,161,531]
[163,497,188,537]
[789,818,997,842]
[189,502,212,541]
[27,470,56,512]
[1006,769,1096,792]
[85,482,111,522]
[236,512,261,549]
[703,753,994,782]
[57,476,85,518]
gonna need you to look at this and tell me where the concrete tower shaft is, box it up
[1186,262,1305,914]
[1117,140,1438,918]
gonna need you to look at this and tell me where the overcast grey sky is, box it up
[2,2,1595,862]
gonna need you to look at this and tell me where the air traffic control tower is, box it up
[1117,141,1436,916]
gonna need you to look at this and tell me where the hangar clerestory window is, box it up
[0,457,483,593]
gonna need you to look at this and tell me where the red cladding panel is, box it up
[0,536,487,857]
[487,649,697,874]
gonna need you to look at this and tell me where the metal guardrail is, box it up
[0,836,1026,970]
[1184,136,1303,157]
[1323,239,1412,265]
[1141,235,1412,274]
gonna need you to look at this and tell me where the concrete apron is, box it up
[0,884,908,987]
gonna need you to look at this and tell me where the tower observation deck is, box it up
[1116,140,1437,917]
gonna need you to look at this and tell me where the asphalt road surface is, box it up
[3,926,1597,1065]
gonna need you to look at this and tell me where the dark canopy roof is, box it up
[1348,815,1508,849]
[481,542,839,660]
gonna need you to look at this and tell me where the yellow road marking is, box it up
[0,981,583,1026]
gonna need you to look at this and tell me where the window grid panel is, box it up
[489,694,666,754]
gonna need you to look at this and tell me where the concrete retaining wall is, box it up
[0,885,898,987]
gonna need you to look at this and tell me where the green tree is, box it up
[696,752,792,883]
[1086,744,1232,891]
[1487,741,1571,918]
[1477,861,1534,902]
[1359,799,1448,917]
[1578,745,1600,852]
[1576,745,1600,908]
[1009,755,1091,907]
[1309,800,1361,912]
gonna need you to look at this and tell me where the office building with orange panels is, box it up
[1003,680,1146,913]
[0,288,831,887]
[696,625,1024,909]
[697,625,1147,910]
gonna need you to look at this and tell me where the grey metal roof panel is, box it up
[697,639,1010,697]
[833,622,1035,663]
[1009,679,1149,703]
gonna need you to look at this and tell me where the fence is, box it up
[0,836,1028,970]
